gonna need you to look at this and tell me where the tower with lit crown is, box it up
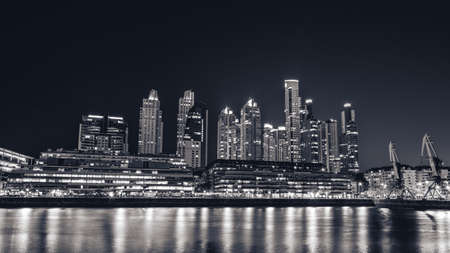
[240,98,262,160]
[340,103,359,173]
[284,79,302,162]
[138,89,163,154]
[217,106,240,160]
[176,90,195,156]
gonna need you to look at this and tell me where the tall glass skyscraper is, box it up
[217,106,240,160]
[138,89,163,155]
[284,79,302,162]
[320,119,341,173]
[273,126,289,162]
[340,103,359,173]
[182,102,208,168]
[302,99,321,164]
[176,90,195,156]
[240,98,262,161]
[78,114,129,154]
[263,123,276,161]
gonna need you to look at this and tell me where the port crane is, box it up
[387,141,415,199]
[422,134,446,199]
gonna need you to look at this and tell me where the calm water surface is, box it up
[0,207,449,253]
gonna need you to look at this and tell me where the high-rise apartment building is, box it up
[240,98,262,161]
[217,106,240,160]
[284,79,302,162]
[182,102,208,168]
[263,123,277,161]
[78,114,128,154]
[138,89,163,155]
[262,125,290,162]
[319,119,341,173]
[176,90,195,156]
[340,103,359,173]
[272,126,289,162]
[302,99,321,163]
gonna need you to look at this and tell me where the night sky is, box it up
[2,2,450,170]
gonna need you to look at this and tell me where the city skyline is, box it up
[3,3,450,170]
[73,81,360,171]
[1,79,447,170]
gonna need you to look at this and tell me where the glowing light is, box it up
[87,115,104,119]
[246,98,257,107]
[108,116,124,120]
[223,106,233,115]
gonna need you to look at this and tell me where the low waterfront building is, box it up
[0,147,34,190]
[204,160,352,198]
[364,165,449,198]
[0,147,34,172]
[3,150,193,196]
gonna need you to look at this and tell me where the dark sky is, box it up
[2,2,449,170]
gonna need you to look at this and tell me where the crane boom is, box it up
[421,134,438,177]
[389,141,400,179]
[386,141,415,199]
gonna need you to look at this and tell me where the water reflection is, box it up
[0,207,449,252]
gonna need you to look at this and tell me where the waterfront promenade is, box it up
[0,197,374,208]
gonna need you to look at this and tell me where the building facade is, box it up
[284,79,302,162]
[138,89,163,155]
[364,165,449,199]
[0,147,33,169]
[217,106,240,160]
[78,114,129,154]
[340,103,359,173]
[272,126,290,162]
[320,119,341,173]
[176,90,195,156]
[205,160,352,197]
[263,123,276,161]
[240,98,262,161]
[3,150,192,196]
[302,99,321,164]
[182,102,208,168]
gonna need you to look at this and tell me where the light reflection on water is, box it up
[0,207,449,253]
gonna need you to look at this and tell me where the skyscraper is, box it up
[176,90,195,156]
[320,119,341,173]
[302,99,321,163]
[263,123,276,161]
[217,106,240,160]
[273,126,289,162]
[284,79,302,162]
[78,114,129,154]
[240,98,262,161]
[138,90,163,155]
[340,103,359,173]
[183,102,208,168]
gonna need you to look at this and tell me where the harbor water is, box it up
[0,207,449,253]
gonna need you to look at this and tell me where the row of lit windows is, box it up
[10,178,191,186]
[23,173,192,180]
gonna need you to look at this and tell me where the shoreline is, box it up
[0,197,374,208]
